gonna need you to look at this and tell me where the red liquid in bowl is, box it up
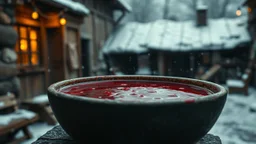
[59,80,213,101]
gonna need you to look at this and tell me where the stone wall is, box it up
[0,6,20,97]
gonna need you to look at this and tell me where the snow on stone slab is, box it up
[53,0,89,15]
[33,94,49,104]
[0,109,36,125]
[227,79,245,88]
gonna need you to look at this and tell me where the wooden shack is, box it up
[102,18,251,81]
[11,0,88,100]
[77,0,132,76]
[146,18,251,80]
[9,0,131,101]
[242,0,256,86]
[102,22,151,75]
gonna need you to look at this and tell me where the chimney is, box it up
[196,4,208,26]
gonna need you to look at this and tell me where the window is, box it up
[14,26,40,67]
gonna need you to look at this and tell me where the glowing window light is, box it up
[20,39,28,52]
[30,30,37,40]
[248,7,252,13]
[59,17,67,25]
[32,11,39,19]
[236,8,242,16]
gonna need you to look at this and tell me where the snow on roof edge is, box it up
[52,0,90,15]
[103,17,251,54]
[118,0,132,12]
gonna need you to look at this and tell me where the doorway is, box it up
[47,28,65,84]
[81,38,90,76]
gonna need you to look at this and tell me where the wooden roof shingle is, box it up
[103,16,251,54]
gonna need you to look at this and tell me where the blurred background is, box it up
[0,0,255,143]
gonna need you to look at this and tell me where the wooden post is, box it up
[190,54,195,77]
[76,29,83,77]
[158,52,165,75]
[61,25,67,79]
[91,12,97,68]
[40,20,49,88]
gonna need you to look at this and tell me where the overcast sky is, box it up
[116,0,247,23]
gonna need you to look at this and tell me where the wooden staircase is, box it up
[199,64,222,81]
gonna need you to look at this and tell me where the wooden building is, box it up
[11,0,89,100]
[243,0,256,42]
[4,0,130,100]
[102,8,251,81]
[242,0,256,85]
[76,0,132,76]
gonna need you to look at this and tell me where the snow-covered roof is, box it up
[52,0,89,15]
[103,16,251,54]
[117,0,132,12]
[102,22,149,54]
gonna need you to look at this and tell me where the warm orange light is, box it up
[21,54,29,65]
[20,27,27,38]
[31,41,38,52]
[248,7,252,13]
[32,11,39,19]
[236,9,242,16]
[31,54,38,65]
[20,40,28,52]
[30,30,37,39]
[59,17,67,25]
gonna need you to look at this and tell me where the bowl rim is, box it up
[48,75,228,105]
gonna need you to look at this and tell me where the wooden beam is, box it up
[15,17,40,27]
[91,13,97,67]
[114,10,126,26]
[40,19,49,88]
[90,9,115,24]
[157,52,165,75]
[77,29,83,77]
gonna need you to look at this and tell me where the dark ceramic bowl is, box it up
[48,76,227,144]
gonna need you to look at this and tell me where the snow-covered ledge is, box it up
[0,109,36,125]
[53,0,90,15]
[32,94,49,104]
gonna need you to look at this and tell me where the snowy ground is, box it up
[18,122,56,144]
[210,87,256,144]
[20,87,256,144]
